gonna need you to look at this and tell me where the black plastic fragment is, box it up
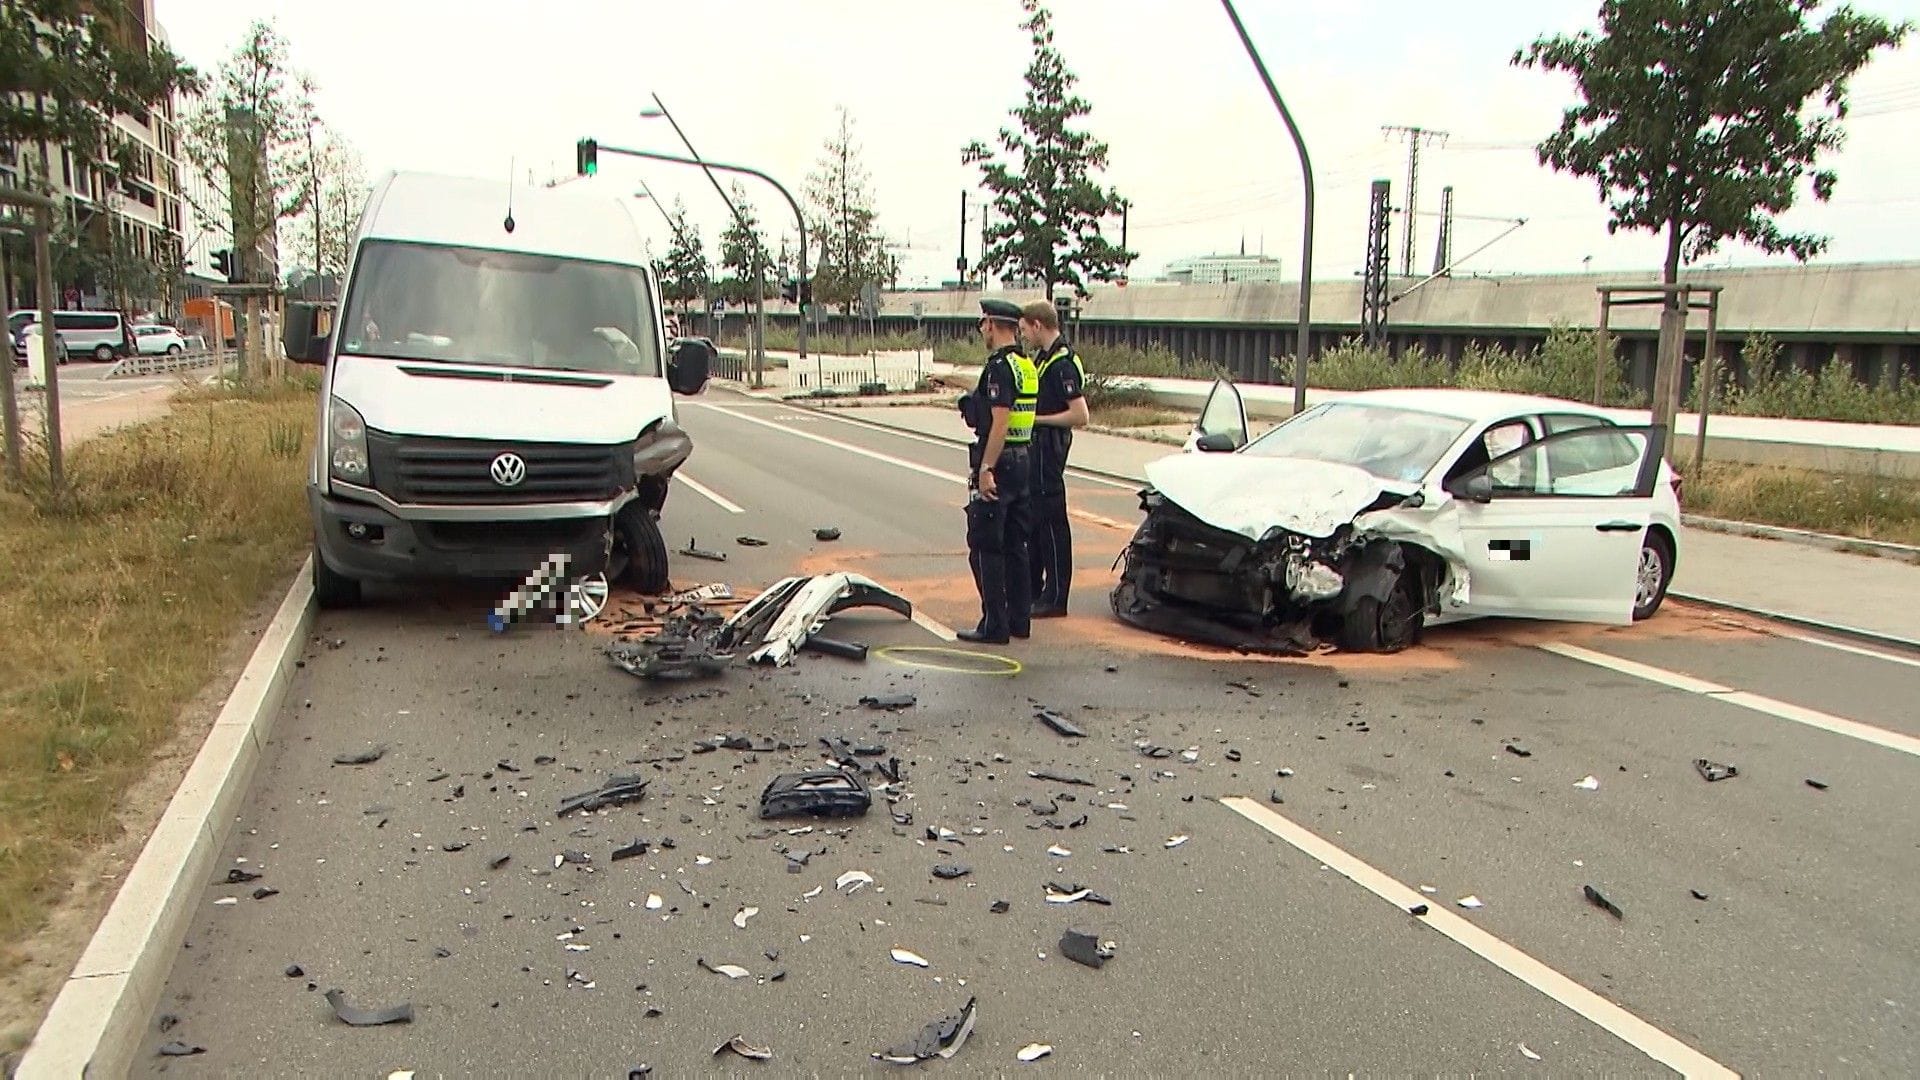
[876,757,906,784]
[1409,903,1430,917]
[284,964,304,978]
[251,887,279,900]
[852,744,887,757]
[443,841,469,852]
[874,995,976,1064]
[1059,929,1114,969]
[1583,884,1624,919]
[678,537,728,562]
[331,744,386,766]
[814,527,842,542]
[612,839,650,861]
[931,864,972,880]
[736,535,769,547]
[1224,748,1242,762]
[861,694,917,711]
[1805,777,1829,790]
[496,759,520,772]
[219,868,262,885]
[489,854,511,870]
[1690,889,1710,901]
[1035,709,1087,738]
[759,769,871,819]
[560,850,591,866]
[1028,769,1093,787]
[157,1041,206,1057]
[157,1013,178,1032]
[1695,758,1738,782]
[989,899,1010,914]
[324,988,414,1026]
[803,635,869,661]
[534,755,557,766]
[558,775,650,816]
[1504,742,1532,758]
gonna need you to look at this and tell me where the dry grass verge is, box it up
[1683,462,1920,547]
[0,377,316,982]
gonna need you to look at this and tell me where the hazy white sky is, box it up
[155,0,1920,285]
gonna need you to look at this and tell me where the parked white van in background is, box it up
[10,309,131,362]
[283,170,712,608]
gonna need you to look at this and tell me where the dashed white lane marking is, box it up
[1540,642,1920,758]
[673,472,745,514]
[1219,797,1738,1080]
[1776,630,1920,672]
[692,403,967,488]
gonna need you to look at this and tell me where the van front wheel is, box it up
[609,503,670,594]
[313,545,362,608]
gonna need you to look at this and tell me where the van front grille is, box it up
[366,431,634,505]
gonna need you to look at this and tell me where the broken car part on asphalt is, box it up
[714,1036,773,1061]
[332,744,387,766]
[874,996,977,1064]
[557,775,649,816]
[1584,884,1624,919]
[1695,758,1739,782]
[1036,708,1088,738]
[1059,929,1117,969]
[608,572,913,677]
[678,537,729,562]
[760,769,871,819]
[324,989,414,1026]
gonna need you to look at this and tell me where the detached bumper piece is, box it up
[759,768,871,820]
[608,572,914,680]
[607,609,734,679]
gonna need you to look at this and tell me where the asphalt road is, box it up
[134,389,1919,1076]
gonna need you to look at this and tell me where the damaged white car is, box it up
[1112,383,1681,653]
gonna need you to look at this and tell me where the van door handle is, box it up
[1595,521,1641,533]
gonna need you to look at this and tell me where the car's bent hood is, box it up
[1144,453,1406,540]
[332,355,670,443]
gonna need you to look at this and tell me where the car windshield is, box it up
[337,240,663,376]
[1241,402,1472,483]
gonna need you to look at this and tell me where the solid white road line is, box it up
[674,472,745,514]
[1539,642,1920,758]
[693,402,968,487]
[1219,797,1738,1079]
[1777,630,1920,672]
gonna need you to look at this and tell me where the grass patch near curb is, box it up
[1095,404,1185,429]
[0,377,317,969]
[1683,462,1920,547]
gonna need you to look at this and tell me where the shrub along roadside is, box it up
[0,377,317,980]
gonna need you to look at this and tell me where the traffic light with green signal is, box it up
[576,138,598,177]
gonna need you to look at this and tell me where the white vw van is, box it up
[284,171,711,607]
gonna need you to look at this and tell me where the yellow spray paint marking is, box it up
[873,646,1023,677]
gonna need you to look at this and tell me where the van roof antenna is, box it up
[503,157,517,234]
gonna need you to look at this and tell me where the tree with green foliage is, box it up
[963,0,1131,299]
[181,21,316,285]
[1517,0,1908,288]
[718,181,772,304]
[654,196,707,315]
[806,107,895,341]
[285,126,367,281]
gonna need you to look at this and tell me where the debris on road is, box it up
[1690,889,1710,901]
[251,887,279,900]
[332,745,387,766]
[219,868,263,885]
[861,693,917,710]
[1409,903,1430,916]
[558,775,649,816]
[873,996,976,1064]
[802,635,869,661]
[1028,769,1093,787]
[1583,884,1624,919]
[1036,708,1087,738]
[890,947,931,968]
[1806,777,1830,790]
[698,958,753,979]
[1043,882,1111,906]
[760,769,871,819]
[1575,775,1600,791]
[990,899,1011,913]
[1165,835,1190,849]
[1457,896,1484,910]
[734,906,759,929]
[678,537,729,562]
[736,536,769,547]
[931,864,972,880]
[157,1040,206,1056]
[489,855,511,870]
[285,965,304,978]
[645,893,664,910]
[1504,742,1532,758]
[1047,845,1072,858]
[1695,758,1739,782]
[611,839,650,861]
[814,527,842,542]
[607,613,735,680]
[324,988,414,1026]
[1017,1043,1054,1062]
[837,870,875,895]
[1059,929,1116,969]
[1520,1043,1542,1061]
[714,1036,773,1061]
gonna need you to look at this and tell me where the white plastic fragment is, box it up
[890,948,931,968]
[1180,749,1200,763]
[734,906,759,929]
[1018,1043,1054,1062]
[708,963,752,979]
[213,897,238,906]
[1419,885,1438,894]
[564,944,590,952]
[1165,835,1190,849]
[802,886,824,900]
[696,855,714,866]
[1520,1043,1542,1061]
[1047,845,1072,858]
[388,1072,416,1080]
[837,870,874,894]
[1458,895,1484,909]
[1575,775,1600,791]
[645,893,663,910]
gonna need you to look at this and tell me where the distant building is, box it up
[1162,253,1286,285]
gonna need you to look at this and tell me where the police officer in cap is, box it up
[956,298,1039,644]
[1020,299,1088,617]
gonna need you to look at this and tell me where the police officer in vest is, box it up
[1020,299,1089,617]
[956,298,1039,644]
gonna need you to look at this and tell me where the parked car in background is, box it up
[132,324,188,355]
[18,323,70,368]
[8,309,130,362]
[1113,383,1681,654]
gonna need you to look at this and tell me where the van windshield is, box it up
[337,240,663,376]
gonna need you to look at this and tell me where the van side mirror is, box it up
[668,337,713,396]
[1447,472,1494,504]
[282,303,330,365]
[1194,431,1238,453]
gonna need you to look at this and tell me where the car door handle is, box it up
[1595,521,1642,533]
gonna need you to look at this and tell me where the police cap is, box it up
[979,298,1022,324]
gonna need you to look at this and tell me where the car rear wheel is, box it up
[1338,571,1423,653]
[313,545,363,608]
[1633,532,1674,621]
[166,343,182,355]
[94,344,115,362]
[609,502,670,594]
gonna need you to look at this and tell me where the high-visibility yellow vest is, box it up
[1006,351,1039,445]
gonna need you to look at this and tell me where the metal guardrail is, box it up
[102,349,222,379]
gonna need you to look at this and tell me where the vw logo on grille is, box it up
[490,452,527,487]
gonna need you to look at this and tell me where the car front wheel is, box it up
[313,545,363,608]
[1633,532,1674,621]
[608,502,670,594]
[1338,570,1423,653]
[166,343,182,355]
[94,344,115,362]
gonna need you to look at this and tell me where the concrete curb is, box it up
[1672,591,1920,655]
[17,559,316,1080]
[1679,514,1920,565]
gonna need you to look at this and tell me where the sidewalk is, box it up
[807,399,1920,647]
[14,385,177,449]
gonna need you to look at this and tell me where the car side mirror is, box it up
[668,337,713,396]
[1448,473,1494,504]
[282,303,330,365]
[1194,431,1238,453]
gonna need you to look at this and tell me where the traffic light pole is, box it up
[588,143,809,370]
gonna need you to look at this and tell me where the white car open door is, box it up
[1444,425,1666,624]
[1182,378,1249,453]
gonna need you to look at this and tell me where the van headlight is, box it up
[328,397,370,484]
